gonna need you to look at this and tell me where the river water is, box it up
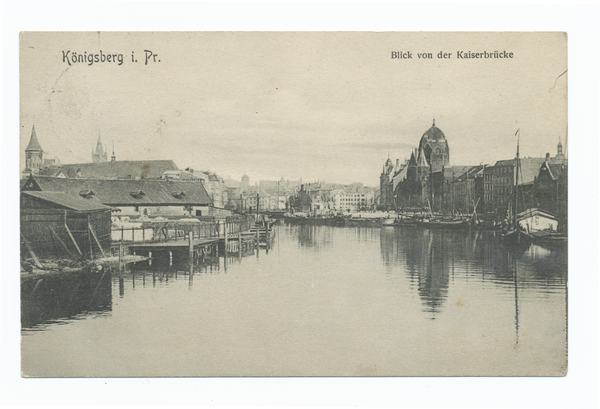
[21,224,567,377]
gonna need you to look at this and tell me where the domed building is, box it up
[417,119,450,173]
[390,120,455,211]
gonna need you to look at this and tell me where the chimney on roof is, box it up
[545,152,550,162]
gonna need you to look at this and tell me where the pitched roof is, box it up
[417,148,429,167]
[22,175,213,206]
[21,191,113,212]
[47,160,179,179]
[517,208,557,221]
[408,150,417,167]
[38,166,79,178]
[454,165,486,182]
[25,125,43,151]
[547,163,567,181]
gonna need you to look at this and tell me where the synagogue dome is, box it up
[418,119,446,151]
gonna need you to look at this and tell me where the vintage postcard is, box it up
[19,32,567,377]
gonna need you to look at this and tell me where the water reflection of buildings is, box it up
[21,268,112,329]
[296,224,381,252]
[296,225,333,251]
[381,228,451,316]
[126,243,262,290]
[22,243,268,329]
[379,228,567,318]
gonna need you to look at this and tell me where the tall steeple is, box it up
[92,132,108,162]
[24,125,44,177]
[556,136,564,159]
[111,140,116,163]
[25,125,43,152]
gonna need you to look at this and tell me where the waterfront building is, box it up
[516,208,559,233]
[21,190,113,260]
[489,157,545,215]
[243,189,271,213]
[483,165,494,214]
[333,189,373,212]
[394,120,455,211]
[202,172,227,208]
[379,157,395,210]
[41,159,179,180]
[22,175,214,217]
[289,184,312,213]
[533,151,568,232]
[449,165,486,215]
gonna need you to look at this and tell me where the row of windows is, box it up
[495,166,513,174]
[495,187,512,195]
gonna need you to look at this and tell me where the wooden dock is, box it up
[125,225,274,264]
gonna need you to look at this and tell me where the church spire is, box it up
[556,135,564,158]
[92,131,108,162]
[95,131,104,153]
[25,125,43,151]
[433,117,435,127]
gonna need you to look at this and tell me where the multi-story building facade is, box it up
[450,165,485,215]
[333,190,372,212]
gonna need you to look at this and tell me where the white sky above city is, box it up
[20,32,567,186]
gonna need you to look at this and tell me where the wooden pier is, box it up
[126,225,274,264]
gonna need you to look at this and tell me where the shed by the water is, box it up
[517,208,558,233]
[21,191,112,260]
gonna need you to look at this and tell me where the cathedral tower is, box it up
[24,125,44,176]
[92,133,108,162]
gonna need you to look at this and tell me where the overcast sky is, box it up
[20,32,567,186]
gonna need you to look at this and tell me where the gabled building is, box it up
[21,190,113,260]
[449,165,486,215]
[533,152,568,232]
[22,175,213,217]
[42,159,179,180]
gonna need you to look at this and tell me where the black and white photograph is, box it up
[16,31,571,378]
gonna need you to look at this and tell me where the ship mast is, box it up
[513,129,520,229]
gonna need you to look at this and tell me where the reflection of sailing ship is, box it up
[507,251,520,345]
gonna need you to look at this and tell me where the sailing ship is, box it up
[501,129,530,247]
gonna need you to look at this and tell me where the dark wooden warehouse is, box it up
[21,191,113,260]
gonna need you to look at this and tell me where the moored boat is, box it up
[500,129,532,249]
[526,230,567,249]
[418,217,470,229]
